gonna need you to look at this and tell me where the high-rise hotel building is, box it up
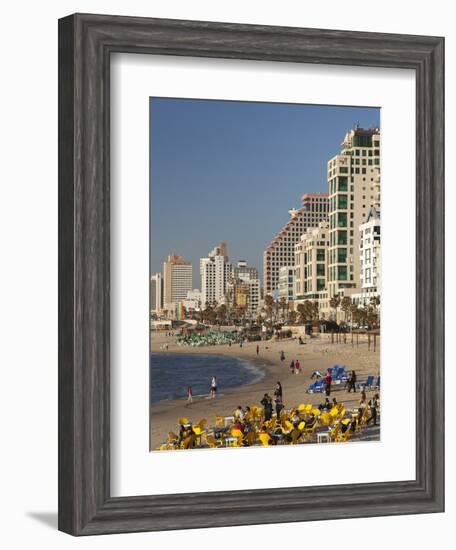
[263,194,328,295]
[163,254,193,307]
[150,273,164,314]
[200,242,232,307]
[294,220,330,316]
[327,126,380,298]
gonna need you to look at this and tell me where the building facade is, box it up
[352,207,381,306]
[150,273,164,314]
[294,221,330,317]
[278,266,295,303]
[327,126,380,299]
[182,289,202,312]
[163,254,193,308]
[263,193,329,295]
[227,260,260,317]
[200,242,232,307]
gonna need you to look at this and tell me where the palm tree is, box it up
[279,297,288,322]
[311,301,319,321]
[349,303,359,328]
[216,304,227,326]
[296,303,306,324]
[264,294,274,323]
[329,294,341,321]
[341,296,352,323]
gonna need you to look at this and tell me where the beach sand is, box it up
[150,332,380,449]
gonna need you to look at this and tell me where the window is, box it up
[338,266,348,280]
[316,249,325,262]
[338,177,348,191]
[337,248,347,263]
[317,264,325,277]
[337,213,347,227]
[337,231,347,245]
[338,195,348,209]
[339,167,348,174]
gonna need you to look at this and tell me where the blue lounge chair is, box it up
[307,379,325,394]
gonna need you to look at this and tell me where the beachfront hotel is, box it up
[263,194,329,296]
[227,260,260,317]
[200,242,233,307]
[294,220,330,317]
[278,266,296,303]
[163,254,193,309]
[351,207,381,306]
[150,272,164,314]
[327,126,380,300]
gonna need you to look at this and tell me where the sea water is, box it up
[150,353,264,404]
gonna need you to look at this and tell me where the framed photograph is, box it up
[58,13,444,535]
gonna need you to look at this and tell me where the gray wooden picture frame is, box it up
[58,13,445,536]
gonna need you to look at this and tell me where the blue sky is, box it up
[150,98,380,288]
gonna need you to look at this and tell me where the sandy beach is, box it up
[150,332,380,449]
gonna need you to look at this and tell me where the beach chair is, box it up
[195,418,207,431]
[304,421,318,441]
[329,422,341,442]
[284,420,294,432]
[357,375,374,390]
[215,415,225,428]
[259,432,272,446]
[308,379,324,393]
[336,419,352,442]
[245,430,256,446]
[230,428,245,447]
[205,434,217,448]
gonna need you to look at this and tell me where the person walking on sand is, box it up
[210,376,217,399]
[347,370,357,393]
[260,393,273,422]
[295,359,301,374]
[274,381,283,401]
[187,386,193,404]
[325,369,332,396]
[280,350,285,361]
[289,359,295,374]
[256,344,260,356]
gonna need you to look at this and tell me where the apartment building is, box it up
[200,242,232,307]
[163,254,193,308]
[263,193,328,295]
[294,221,330,317]
[327,126,380,299]
[150,272,164,314]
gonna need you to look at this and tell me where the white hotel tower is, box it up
[200,242,232,307]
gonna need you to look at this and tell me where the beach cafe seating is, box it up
[158,393,380,450]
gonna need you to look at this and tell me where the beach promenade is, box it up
[150,332,380,449]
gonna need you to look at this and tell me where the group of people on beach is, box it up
[171,375,380,451]
[186,375,218,404]
[289,359,302,375]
